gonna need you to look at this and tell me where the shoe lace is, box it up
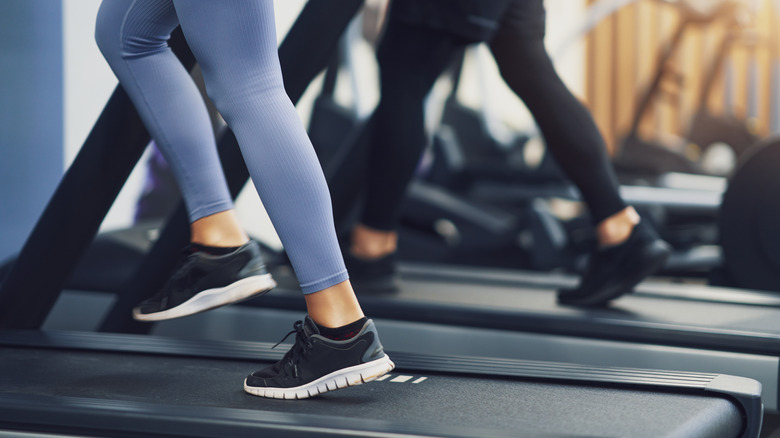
[272,320,313,380]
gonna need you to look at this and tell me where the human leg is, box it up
[189,210,248,247]
[170,0,392,396]
[173,0,346,295]
[95,0,274,321]
[488,2,627,228]
[340,18,466,292]
[357,21,466,238]
[488,0,669,305]
[95,0,234,224]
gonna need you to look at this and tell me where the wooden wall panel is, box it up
[635,1,661,140]
[587,10,617,152]
[614,3,639,147]
[583,0,777,155]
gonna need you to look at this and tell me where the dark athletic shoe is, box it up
[344,251,399,293]
[133,240,276,321]
[557,221,671,307]
[244,316,395,399]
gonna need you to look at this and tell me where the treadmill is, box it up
[33,234,780,415]
[1,245,767,437]
[0,1,767,435]
[0,329,763,438]
[178,262,779,413]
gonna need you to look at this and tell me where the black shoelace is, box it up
[273,320,313,380]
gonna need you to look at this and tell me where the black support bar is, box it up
[0,29,195,329]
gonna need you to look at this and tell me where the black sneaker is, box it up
[244,316,395,399]
[557,221,671,307]
[344,251,399,293]
[133,240,276,321]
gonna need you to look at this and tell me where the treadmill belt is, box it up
[0,344,748,438]
[260,264,780,357]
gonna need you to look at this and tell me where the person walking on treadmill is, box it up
[95,0,393,399]
[344,0,671,307]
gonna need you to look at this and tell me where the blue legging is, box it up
[95,0,347,294]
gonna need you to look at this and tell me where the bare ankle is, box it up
[596,207,640,247]
[350,223,397,259]
[190,210,249,247]
[305,280,365,328]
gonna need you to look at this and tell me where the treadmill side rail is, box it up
[706,375,764,438]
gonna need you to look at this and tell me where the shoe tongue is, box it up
[302,316,320,337]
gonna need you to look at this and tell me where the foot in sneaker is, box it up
[344,251,399,293]
[244,316,395,400]
[557,221,671,307]
[133,240,276,321]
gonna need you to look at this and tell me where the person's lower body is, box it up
[489,0,670,306]
[95,0,392,397]
[345,19,468,292]
[96,1,273,320]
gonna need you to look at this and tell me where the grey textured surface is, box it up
[0,346,743,438]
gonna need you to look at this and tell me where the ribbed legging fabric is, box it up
[95,0,347,293]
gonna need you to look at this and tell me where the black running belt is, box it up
[398,263,780,306]
[0,330,762,438]
[258,264,780,358]
[243,264,780,415]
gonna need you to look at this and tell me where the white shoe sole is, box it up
[132,273,277,321]
[243,355,396,400]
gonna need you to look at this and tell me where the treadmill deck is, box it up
[0,339,749,438]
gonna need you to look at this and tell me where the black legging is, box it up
[360,0,626,231]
